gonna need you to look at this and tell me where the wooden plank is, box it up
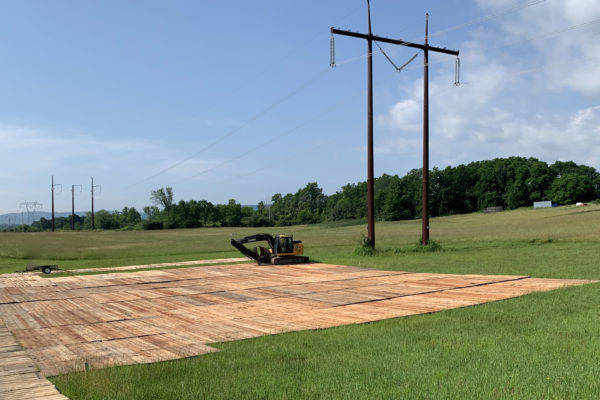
[0,316,69,399]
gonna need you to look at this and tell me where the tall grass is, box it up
[2,204,599,276]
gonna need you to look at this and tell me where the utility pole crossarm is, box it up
[330,28,459,56]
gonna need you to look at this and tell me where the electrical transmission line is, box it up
[331,1,459,248]
[176,65,403,186]
[127,68,331,189]
[19,201,43,225]
[126,4,368,190]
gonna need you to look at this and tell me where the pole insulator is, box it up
[330,34,336,67]
[454,57,461,86]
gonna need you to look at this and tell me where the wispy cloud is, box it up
[0,124,229,211]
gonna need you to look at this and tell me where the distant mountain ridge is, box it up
[0,207,258,226]
[0,212,87,226]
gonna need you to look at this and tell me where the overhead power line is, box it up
[332,3,459,248]
[172,68,401,185]
[426,0,548,40]
[127,67,331,188]
[499,16,600,49]
[372,0,549,70]
[391,14,600,75]
[128,0,587,194]
[127,3,366,189]
[225,19,600,192]
[225,2,364,99]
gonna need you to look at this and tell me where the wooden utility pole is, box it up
[422,14,430,246]
[51,176,61,232]
[331,5,458,247]
[52,176,54,231]
[71,184,82,231]
[91,178,101,230]
[366,1,375,248]
[52,176,55,232]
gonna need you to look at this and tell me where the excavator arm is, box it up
[230,234,276,264]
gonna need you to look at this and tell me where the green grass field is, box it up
[2,205,599,399]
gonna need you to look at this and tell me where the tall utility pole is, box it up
[366,0,374,248]
[71,184,82,231]
[331,5,458,247]
[422,15,430,246]
[91,178,101,230]
[51,176,62,232]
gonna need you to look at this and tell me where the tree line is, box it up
[324,157,599,222]
[12,157,600,232]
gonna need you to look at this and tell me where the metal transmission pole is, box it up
[71,184,82,231]
[51,176,62,232]
[20,201,43,225]
[91,178,101,230]
[331,8,458,247]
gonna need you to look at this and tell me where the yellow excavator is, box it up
[230,233,309,265]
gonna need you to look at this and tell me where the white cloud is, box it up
[377,99,420,133]
[565,0,600,24]
[375,0,600,172]
[485,0,600,95]
[378,85,600,170]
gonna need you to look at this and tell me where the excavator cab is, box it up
[274,235,295,255]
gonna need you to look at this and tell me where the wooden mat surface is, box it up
[0,317,67,400]
[0,263,592,382]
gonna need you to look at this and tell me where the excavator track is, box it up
[271,256,309,265]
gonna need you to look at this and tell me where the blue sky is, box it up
[1,0,599,213]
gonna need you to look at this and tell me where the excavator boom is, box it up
[230,234,275,264]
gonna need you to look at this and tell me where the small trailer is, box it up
[24,264,60,274]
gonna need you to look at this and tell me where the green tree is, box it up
[223,199,242,226]
[93,210,120,230]
[151,187,174,210]
[149,187,175,228]
[197,200,215,227]
[121,207,142,226]
[550,173,595,205]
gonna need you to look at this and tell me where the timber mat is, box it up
[0,263,593,380]
[0,317,67,399]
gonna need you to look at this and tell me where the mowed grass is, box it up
[0,205,598,398]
